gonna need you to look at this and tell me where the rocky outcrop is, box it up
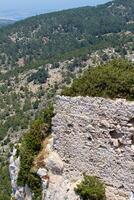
[52,96,134,200]
[45,174,79,200]
[37,168,48,199]
[10,96,134,200]
[9,147,32,200]
[45,151,64,175]
[37,137,79,200]
[130,192,134,200]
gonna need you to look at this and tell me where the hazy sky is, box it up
[0,0,111,20]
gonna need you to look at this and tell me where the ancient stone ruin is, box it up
[51,96,134,200]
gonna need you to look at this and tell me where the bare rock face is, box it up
[37,168,48,200]
[39,137,79,200]
[45,151,64,174]
[9,147,32,200]
[52,96,134,200]
[37,168,47,177]
[45,174,79,200]
[130,192,134,200]
[10,96,134,200]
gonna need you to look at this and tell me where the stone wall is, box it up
[52,96,134,200]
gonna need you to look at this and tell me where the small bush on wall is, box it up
[75,175,106,200]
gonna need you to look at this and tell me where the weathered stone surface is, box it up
[10,96,134,200]
[45,151,64,175]
[45,174,79,200]
[41,134,79,200]
[52,96,134,200]
[37,168,47,177]
[37,167,48,199]
[9,147,32,200]
[130,192,134,200]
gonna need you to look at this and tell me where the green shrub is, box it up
[17,119,43,186]
[43,104,54,127]
[62,59,134,100]
[27,172,42,200]
[75,175,106,200]
[27,68,49,84]
[17,105,54,199]
[33,100,39,110]
[0,161,11,200]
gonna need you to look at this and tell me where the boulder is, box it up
[37,168,47,177]
[45,152,64,175]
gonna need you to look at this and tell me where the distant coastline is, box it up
[0,0,111,20]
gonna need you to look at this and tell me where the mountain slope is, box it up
[0,0,134,199]
[0,0,134,68]
[0,0,134,141]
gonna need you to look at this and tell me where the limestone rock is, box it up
[37,168,47,177]
[10,96,134,200]
[52,96,134,200]
[9,147,32,200]
[45,151,64,175]
[130,192,134,200]
[24,185,32,200]
[45,174,80,200]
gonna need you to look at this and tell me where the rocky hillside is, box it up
[9,95,134,200]
[0,0,134,69]
[0,0,134,199]
[0,0,134,142]
[6,59,134,200]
